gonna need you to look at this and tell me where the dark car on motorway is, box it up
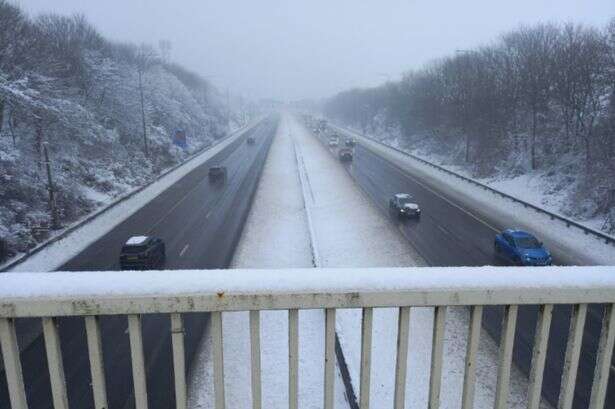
[208,165,227,183]
[328,136,340,147]
[345,138,356,147]
[389,193,421,218]
[247,136,256,145]
[494,229,552,266]
[338,148,353,162]
[120,236,166,270]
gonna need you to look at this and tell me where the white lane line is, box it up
[179,244,189,257]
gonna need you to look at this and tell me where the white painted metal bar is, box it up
[527,304,554,409]
[360,307,373,409]
[428,306,447,409]
[42,317,69,409]
[394,307,411,409]
[4,267,615,318]
[494,305,518,409]
[212,311,226,409]
[0,318,28,409]
[249,310,262,409]
[289,309,299,409]
[85,316,108,409]
[171,314,187,409]
[558,303,588,409]
[128,314,148,409]
[324,308,336,409]
[588,304,615,409]
[461,305,483,409]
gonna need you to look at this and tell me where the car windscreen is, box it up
[122,245,147,254]
[398,197,412,206]
[514,236,541,249]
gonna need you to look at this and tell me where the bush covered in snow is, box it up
[324,20,615,233]
[0,2,234,262]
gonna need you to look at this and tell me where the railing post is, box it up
[494,305,518,409]
[394,307,411,409]
[588,304,615,409]
[128,314,148,409]
[85,316,108,409]
[558,304,588,409]
[42,317,69,409]
[428,306,447,409]
[461,305,483,409]
[0,318,28,409]
[212,311,226,409]
[250,311,262,409]
[324,308,336,409]
[171,314,187,409]
[527,304,554,409]
[289,309,299,409]
[360,307,373,409]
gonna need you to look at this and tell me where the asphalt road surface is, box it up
[314,127,613,409]
[0,116,278,409]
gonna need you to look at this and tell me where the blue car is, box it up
[494,229,552,266]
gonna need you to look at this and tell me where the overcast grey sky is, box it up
[17,0,615,101]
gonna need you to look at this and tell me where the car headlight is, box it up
[524,256,532,262]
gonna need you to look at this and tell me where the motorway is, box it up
[0,116,277,409]
[313,125,613,409]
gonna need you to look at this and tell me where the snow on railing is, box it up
[1,267,614,409]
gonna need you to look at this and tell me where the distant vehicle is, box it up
[494,229,552,266]
[247,136,256,145]
[208,166,227,183]
[345,138,356,147]
[120,236,165,270]
[338,148,353,162]
[328,137,339,147]
[389,193,421,218]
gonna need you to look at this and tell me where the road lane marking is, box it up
[179,244,189,257]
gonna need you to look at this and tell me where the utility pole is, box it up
[43,143,60,229]
[139,70,149,157]
[226,87,230,133]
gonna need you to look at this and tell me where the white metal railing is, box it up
[1,267,615,409]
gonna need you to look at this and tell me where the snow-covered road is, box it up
[187,113,551,409]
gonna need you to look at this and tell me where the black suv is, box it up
[345,138,356,147]
[247,136,256,145]
[119,236,166,270]
[338,148,353,162]
[208,166,227,183]
[389,193,421,218]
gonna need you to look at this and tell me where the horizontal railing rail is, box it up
[1,267,614,409]
[329,123,615,246]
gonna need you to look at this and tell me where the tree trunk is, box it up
[531,108,538,170]
[35,121,44,172]
[138,71,149,157]
[465,133,471,163]
[0,97,4,135]
[8,109,16,146]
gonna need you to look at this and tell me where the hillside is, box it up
[0,2,234,262]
